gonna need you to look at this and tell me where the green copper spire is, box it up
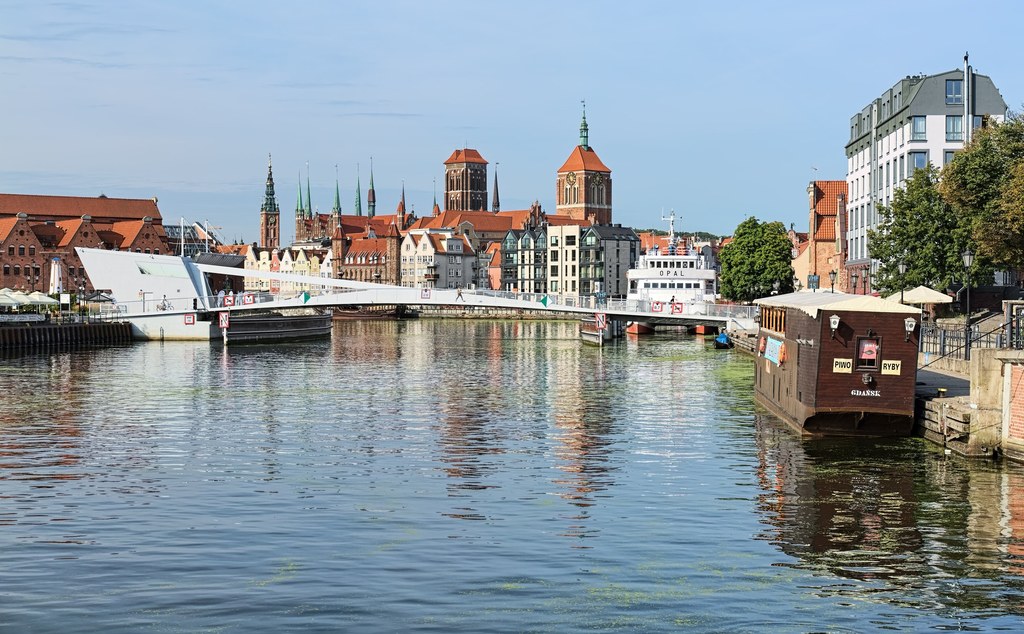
[354,165,363,217]
[332,167,341,215]
[305,163,312,219]
[579,100,589,150]
[261,153,279,216]
[295,176,304,219]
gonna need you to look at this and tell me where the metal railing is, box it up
[920,322,1005,361]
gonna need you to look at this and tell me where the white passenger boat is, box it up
[626,212,718,310]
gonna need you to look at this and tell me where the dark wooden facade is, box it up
[754,293,920,436]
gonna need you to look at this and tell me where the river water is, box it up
[2,320,1024,632]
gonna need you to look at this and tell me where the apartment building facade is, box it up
[844,56,1007,291]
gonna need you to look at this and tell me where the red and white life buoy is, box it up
[652,301,664,312]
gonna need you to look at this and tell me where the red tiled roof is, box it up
[347,237,389,256]
[557,146,611,173]
[0,216,18,241]
[545,215,590,227]
[485,242,501,267]
[0,193,161,221]
[810,180,847,241]
[444,148,487,165]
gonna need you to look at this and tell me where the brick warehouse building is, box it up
[0,193,169,293]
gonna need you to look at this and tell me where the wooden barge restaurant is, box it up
[752,292,921,436]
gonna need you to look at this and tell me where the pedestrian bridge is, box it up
[76,248,758,332]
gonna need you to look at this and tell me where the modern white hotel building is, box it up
[844,56,1007,292]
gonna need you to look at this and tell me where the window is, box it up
[911,116,926,141]
[550,250,558,262]
[550,265,558,277]
[18,245,25,256]
[946,115,963,141]
[946,79,963,104]
[550,236,559,247]
[973,115,984,130]
[566,235,576,246]
[28,246,35,256]
[908,151,927,175]
[2,264,8,276]
[945,150,956,165]
[856,337,879,369]
[899,155,905,181]
[6,246,12,256]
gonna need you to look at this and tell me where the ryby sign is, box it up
[881,360,902,375]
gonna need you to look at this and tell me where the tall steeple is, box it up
[259,153,280,249]
[579,100,589,150]
[396,181,406,214]
[492,163,500,213]
[367,158,376,219]
[354,165,363,217]
[332,165,342,215]
[294,173,305,243]
[433,178,440,216]
[305,163,313,219]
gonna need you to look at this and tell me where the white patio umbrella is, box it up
[884,285,953,305]
[28,291,60,306]
[0,292,21,308]
[7,291,32,306]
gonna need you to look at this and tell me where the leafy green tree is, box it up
[940,111,1024,272]
[719,216,793,302]
[868,165,972,294]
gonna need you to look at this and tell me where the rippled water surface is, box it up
[3,320,1024,632]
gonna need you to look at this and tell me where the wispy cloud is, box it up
[0,54,132,70]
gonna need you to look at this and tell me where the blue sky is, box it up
[2,1,1021,245]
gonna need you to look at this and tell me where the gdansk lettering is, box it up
[850,389,881,397]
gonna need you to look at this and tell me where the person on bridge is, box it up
[456,288,465,302]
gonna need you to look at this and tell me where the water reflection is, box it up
[753,413,1024,616]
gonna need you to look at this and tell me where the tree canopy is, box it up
[868,111,1022,293]
[868,165,974,295]
[719,216,794,302]
[940,112,1024,269]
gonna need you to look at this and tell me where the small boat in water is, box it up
[712,332,733,349]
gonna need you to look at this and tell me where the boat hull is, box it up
[755,393,914,437]
[625,321,655,335]
[125,310,332,343]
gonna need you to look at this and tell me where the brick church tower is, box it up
[556,104,612,225]
[444,148,489,212]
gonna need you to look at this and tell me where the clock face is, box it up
[268,216,277,225]
[566,172,576,184]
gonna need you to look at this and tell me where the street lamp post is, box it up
[850,271,859,295]
[829,270,837,293]
[898,260,907,304]
[963,248,974,361]
[79,284,85,322]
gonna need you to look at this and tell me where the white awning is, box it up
[754,290,920,318]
